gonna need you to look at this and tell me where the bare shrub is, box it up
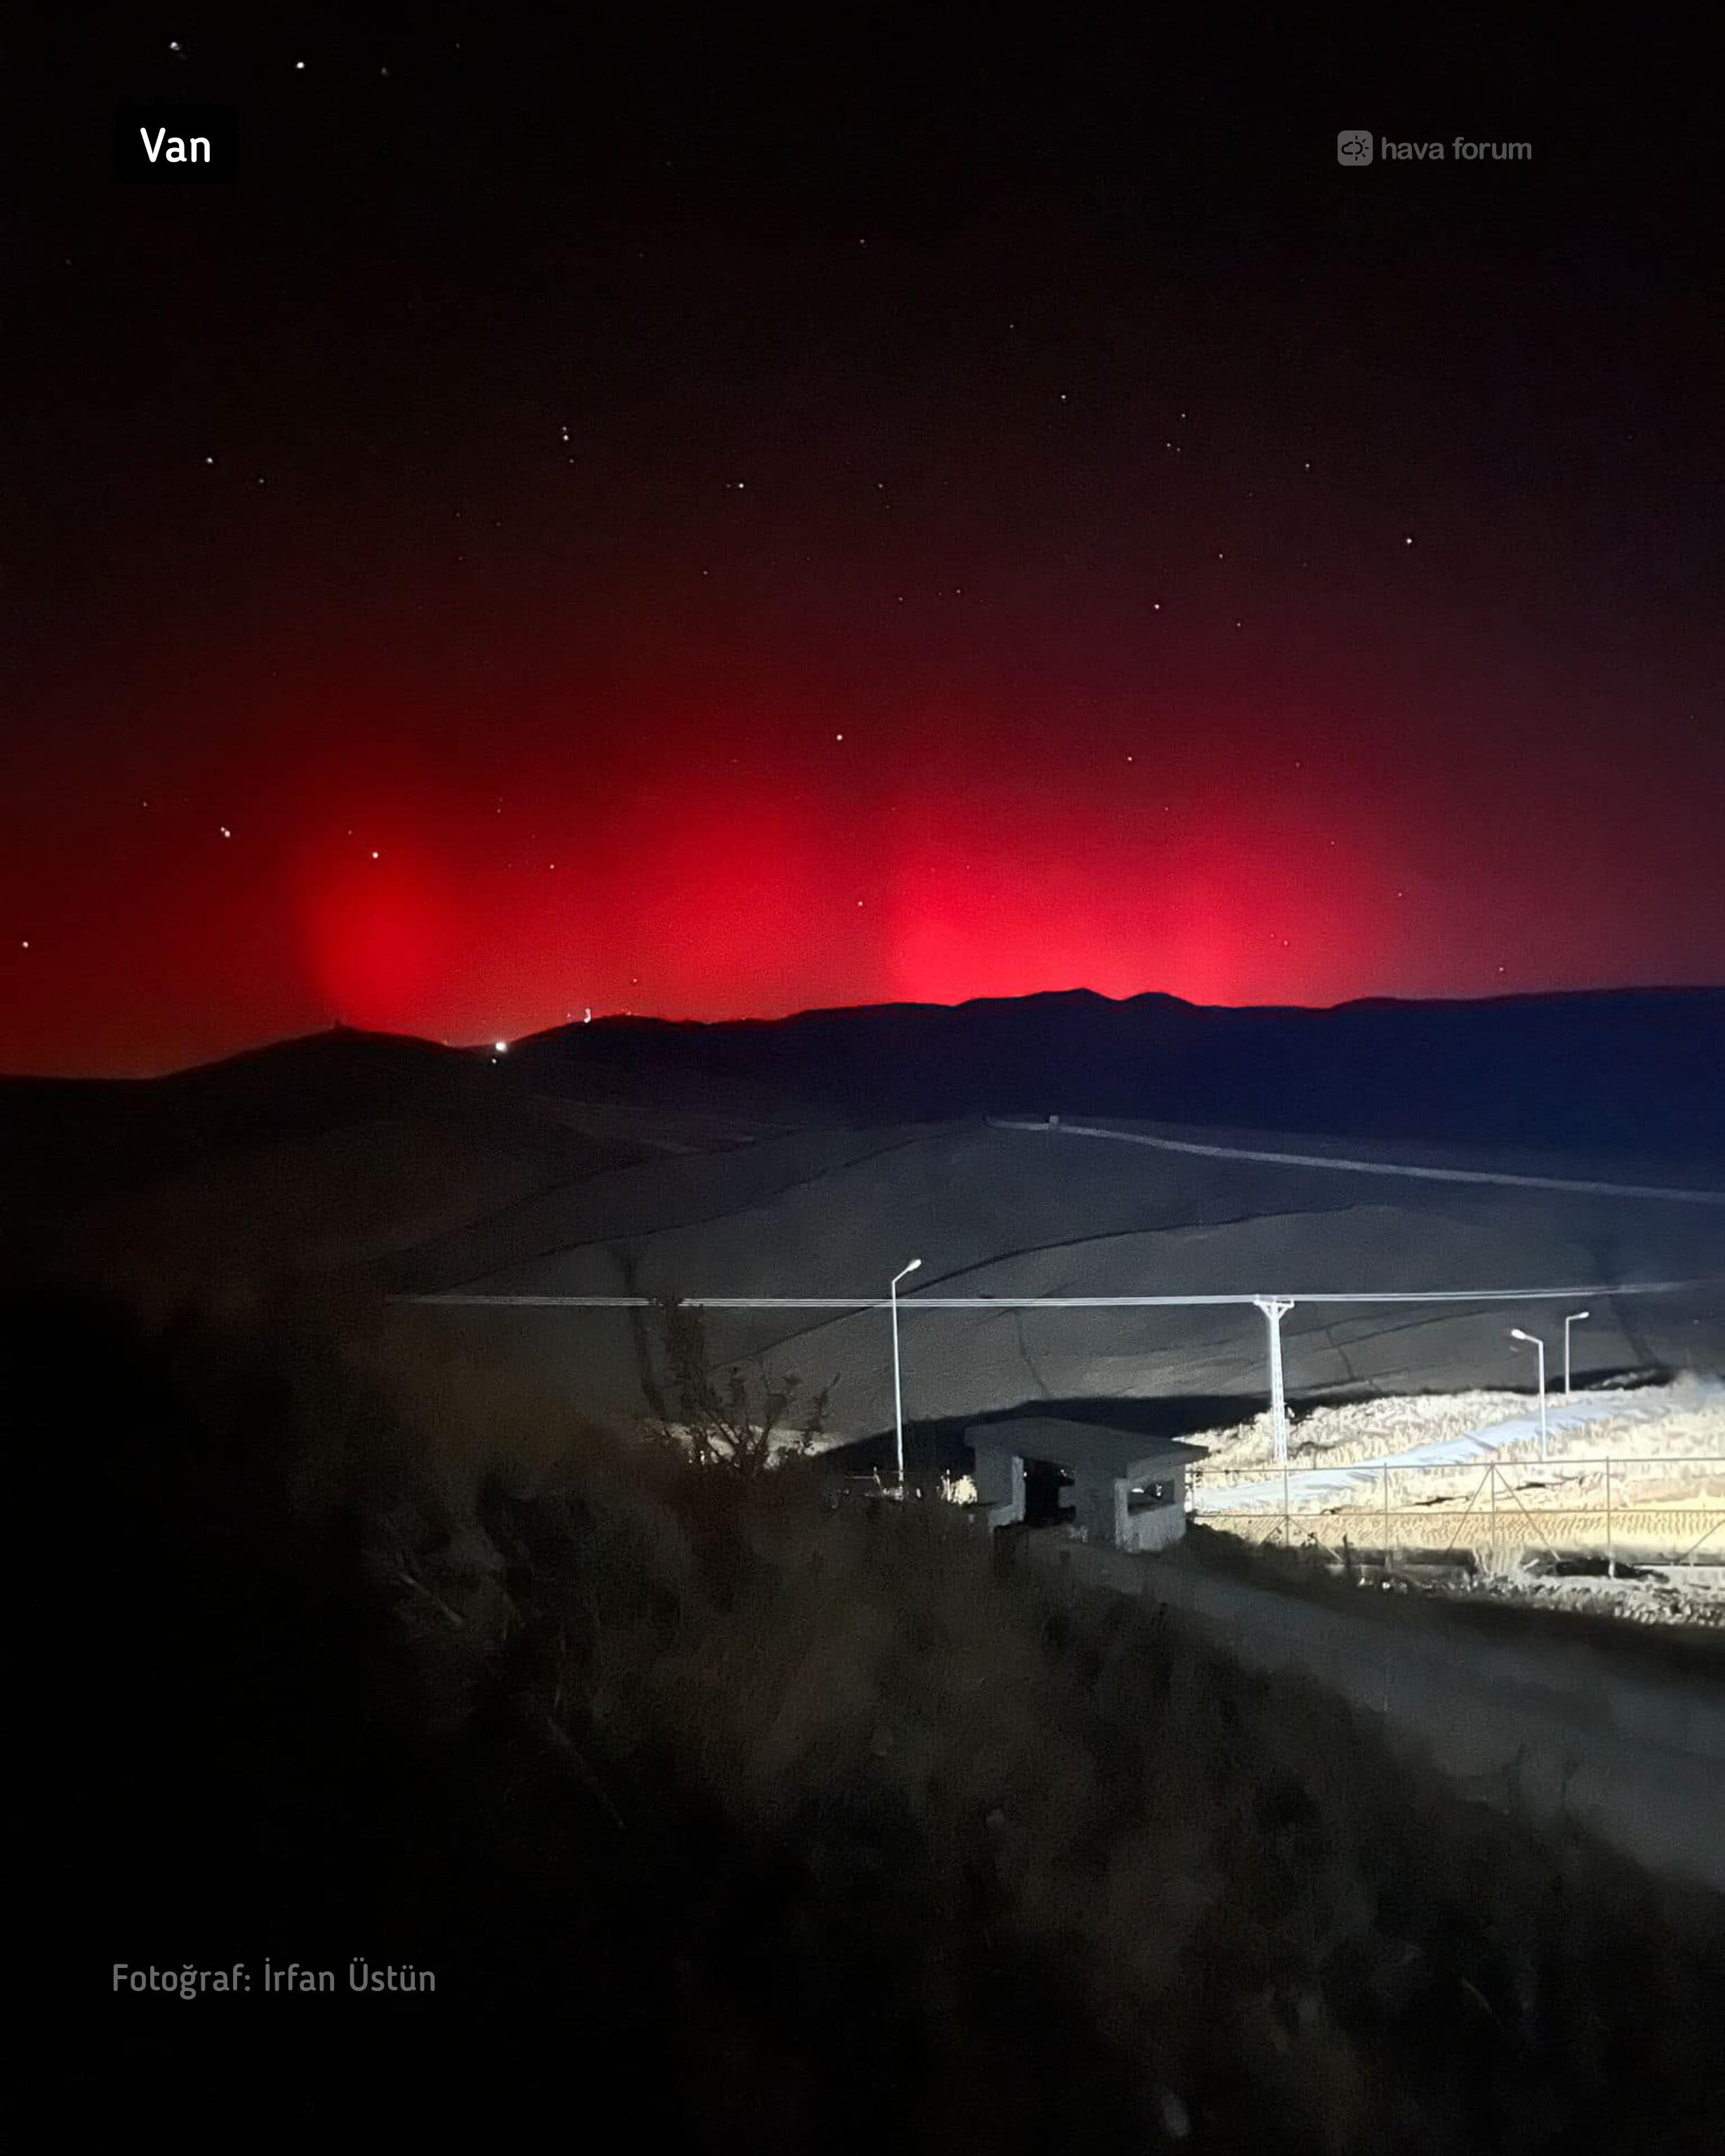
[639,1294,830,1475]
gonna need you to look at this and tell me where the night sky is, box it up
[10,15,1721,1076]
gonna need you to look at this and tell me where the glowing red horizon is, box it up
[8,660,1719,1079]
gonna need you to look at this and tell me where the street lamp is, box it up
[1509,1327,1548,1459]
[891,1259,922,1495]
[1563,1310,1590,1400]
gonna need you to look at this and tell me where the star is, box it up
[219,825,232,838]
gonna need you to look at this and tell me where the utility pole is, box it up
[1605,1456,1615,1579]
[890,1259,922,1495]
[1563,1309,1590,1400]
[1510,1328,1549,1460]
[1255,1296,1296,1465]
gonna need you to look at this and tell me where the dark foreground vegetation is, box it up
[33,1277,1722,2146]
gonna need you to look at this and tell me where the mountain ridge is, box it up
[6,985,1722,1171]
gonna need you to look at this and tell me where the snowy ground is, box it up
[1198,1373,1725,1476]
[1434,1566,1725,1629]
[1188,1376,1725,1564]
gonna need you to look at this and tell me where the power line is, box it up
[396,1283,1708,1310]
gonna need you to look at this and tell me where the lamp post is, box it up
[891,1259,922,1495]
[1563,1309,1590,1400]
[1510,1327,1548,1459]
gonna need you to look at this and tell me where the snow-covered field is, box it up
[1198,1373,1725,1475]
[1436,1566,1725,1629]
[1190,1376,1725,1565]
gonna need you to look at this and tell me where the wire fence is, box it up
[1187,1455,1725,1569]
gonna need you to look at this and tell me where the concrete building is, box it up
[967,1416,1207,1552]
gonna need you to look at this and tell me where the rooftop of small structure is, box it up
[965,1416,1209,1481]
